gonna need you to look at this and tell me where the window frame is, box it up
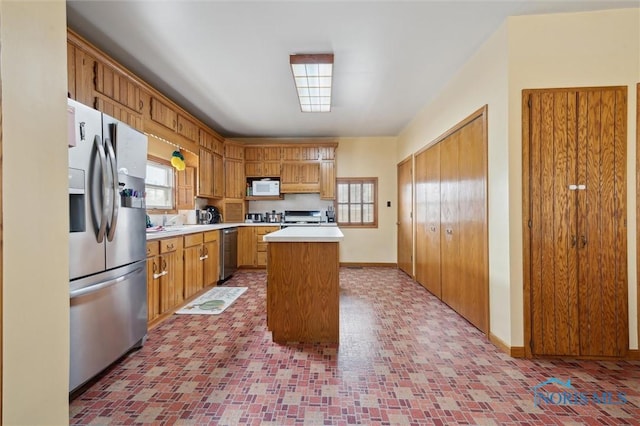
[335,177,378,228]
[145,155,177,214]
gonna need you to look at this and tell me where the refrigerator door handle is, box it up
[94,135,109,243]
[105,134,119,242]
[70,265,144,299]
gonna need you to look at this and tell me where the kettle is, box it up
[198,210,213,224]
[205,205,222,224]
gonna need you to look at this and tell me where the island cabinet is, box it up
[183,231,220,300]
[265,227,343,344]
[146,237,184,325]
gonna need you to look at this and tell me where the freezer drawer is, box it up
[69,260,147,393]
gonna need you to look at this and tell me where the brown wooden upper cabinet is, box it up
[94,61,143,113]
[150,97,177,131]
[177,114,198,142]
[282,146,318,161]
[245,146,282,177]
[280,162,320,193]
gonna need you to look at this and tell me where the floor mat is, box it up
[175,286,247,315]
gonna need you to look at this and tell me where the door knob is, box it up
[571,235,577,247]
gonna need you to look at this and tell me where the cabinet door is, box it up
[95,97,143,131]
[263,147,281,161]
[245,162,262,177]
[159,252,178,313]
[74,48,96,106]
[281,147,300,161]
[280,163,299,185]
[318,146,335,160]
[320,161,336,200]
[67,43,76,99]
[263,161,281,177]
[213,153,224,198]
[177,114,198,142]
[440,133,460,312]
[224,200,245,223]
[198,148,214,198]
[94,61,142,113]
[183,245,204,298]
[244,147,262,161]
[176,166,195,210]
[147,257,160,322]
[225,158,245,199]
[238,227,256,267]
[199,128,215,150]
[203,239,219,287]
[299,163,320,184]
[150,97,177,131]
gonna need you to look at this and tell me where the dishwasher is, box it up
[220,227,238,281]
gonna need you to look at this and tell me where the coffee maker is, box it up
[326,205,336,223]
[205,205,222,223]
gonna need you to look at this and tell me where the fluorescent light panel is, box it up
[290,54,333,113]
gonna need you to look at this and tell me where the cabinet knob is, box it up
[446,228,453,235]
[430,226,436,232]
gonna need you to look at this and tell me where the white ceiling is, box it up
[67,1,637,138]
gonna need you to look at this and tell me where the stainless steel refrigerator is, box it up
[68,99,148,393]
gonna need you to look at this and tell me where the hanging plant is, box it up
[170,150,186,171]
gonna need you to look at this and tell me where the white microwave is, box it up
[252,180,280,196]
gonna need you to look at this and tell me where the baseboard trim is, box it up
[489,333,525,358]
[627,349,640,360]
[339,262,397,268]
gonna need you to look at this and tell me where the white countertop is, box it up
[144,222,335,241]
[262,226,344,242]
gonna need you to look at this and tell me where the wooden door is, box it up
[525,87,627,357]
[440,134,460,312]
[397,157,413,276]
[576,88,627,357]
[299,163,320,185]
[280,163,298,185]
[415,144,441,297]
[238,227,256,267]
[457,117,488,333]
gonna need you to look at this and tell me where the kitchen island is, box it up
[263,226,344,344]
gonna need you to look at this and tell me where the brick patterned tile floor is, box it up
[70,268,640,425]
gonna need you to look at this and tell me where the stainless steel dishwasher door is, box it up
[220,227,238,281]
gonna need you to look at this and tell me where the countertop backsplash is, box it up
[248,193,333,216]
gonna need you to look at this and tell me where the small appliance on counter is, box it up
[198,210,213,224]
[326,206,336,223]
[205,205,222,223]
[245,213,264,223]
[265,210,284,223]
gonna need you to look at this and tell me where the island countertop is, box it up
[262,226,344,243]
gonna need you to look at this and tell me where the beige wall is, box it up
[1,1,70,424]
[506,8,640,348]
[397,8,639,349]
[398,23,512,343]
[336,137,397,263]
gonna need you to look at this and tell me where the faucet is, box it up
[162,214,181,226]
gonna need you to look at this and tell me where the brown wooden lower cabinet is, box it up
[238,226,280,268]
[146,230,219,327]
[267,241,339,343]
[146,237,184,325]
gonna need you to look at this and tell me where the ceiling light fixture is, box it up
[290,54,334,113]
